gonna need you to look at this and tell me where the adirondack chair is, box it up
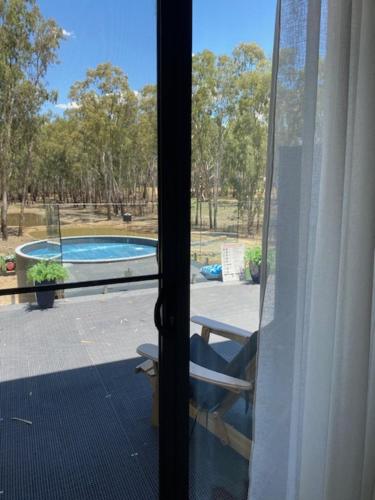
[136,315,258,460]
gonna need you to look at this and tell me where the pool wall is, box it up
[16,235,158,303]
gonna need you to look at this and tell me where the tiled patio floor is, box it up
[0,282,259,500]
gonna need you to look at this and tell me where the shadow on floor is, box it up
[0,354,249,500]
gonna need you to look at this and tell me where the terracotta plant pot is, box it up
[6,261,15,272]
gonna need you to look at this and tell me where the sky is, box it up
[37,0,277,114]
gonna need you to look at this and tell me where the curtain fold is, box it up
[249,1,375,499]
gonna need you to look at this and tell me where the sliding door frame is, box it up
[0,2,193,497]
[157,0,192,498]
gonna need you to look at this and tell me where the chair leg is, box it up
[189,404,251,460]
[135,360,159,427]
[201,326,211,343]
[212,411,230,446]
[223,421,251,460]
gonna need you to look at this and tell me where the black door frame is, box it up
[157,0,192,498]
[0,1,192,497]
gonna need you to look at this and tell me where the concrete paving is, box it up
[63,257,207,298]
[0,282,259,500]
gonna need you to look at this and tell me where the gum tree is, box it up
[0,0,63,239]
[69,63,138,219]
[224,43,271,235]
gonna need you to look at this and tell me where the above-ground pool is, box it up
[16,235,158,303]
[16,236,157,264]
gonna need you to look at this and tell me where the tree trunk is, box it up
[247,197,255,236]
[213,125,223,230]
[213,160,220,230]
[19,142,34,236]
[195,194,199,226]
[18,183,27,236]
[1,188,8,241]
[102,152,112,220]
[0,112,14,241]
[143,182,148,202]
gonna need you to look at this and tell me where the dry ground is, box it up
[0,204,261,306]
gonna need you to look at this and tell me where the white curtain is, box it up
[249,0,375,499]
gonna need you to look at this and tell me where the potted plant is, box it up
[27,261,68,309]
[245,246,262,284]
[0,254,17,274]
[5,254,16,273]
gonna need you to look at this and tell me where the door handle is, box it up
[154,291,164,333]
[154,289,174,337]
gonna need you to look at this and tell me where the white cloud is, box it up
[62,28,74,38]
[55,101,80,111]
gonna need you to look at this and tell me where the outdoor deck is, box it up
[0,282,259,500]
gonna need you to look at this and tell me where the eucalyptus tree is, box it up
[34,116,82,203]
[224,43,271,235]
[69,63,138,219]
[0,0,63,239]
[192,50,217,227]
[192,43,270,232]
[15,109,46,235]
[135,85,157,206]
[211,53,236,228]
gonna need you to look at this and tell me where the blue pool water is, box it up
[25,239,156,262]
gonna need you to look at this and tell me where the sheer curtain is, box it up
[249,0,375,499]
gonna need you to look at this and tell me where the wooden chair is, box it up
[136,315,257,460]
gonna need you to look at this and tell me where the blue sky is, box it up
[38,0,276,113]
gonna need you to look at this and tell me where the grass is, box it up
[191,231,261,264]
[191,199,240,230]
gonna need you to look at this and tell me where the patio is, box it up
[0,281,259,500]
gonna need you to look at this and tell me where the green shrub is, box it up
[27,261,68,284]
[5,254,16,263]
[245,246,262,266]
[0,256,6,273]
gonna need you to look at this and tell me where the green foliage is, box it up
[0,254,15,272]
[245,246,262,266]
[191,43,271,232]
[5,254,16,263]
[27,260,68,284]
[0,13,270,237]
[0,0,64,239]
[0,256,6,273]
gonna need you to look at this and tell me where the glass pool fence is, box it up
[1,202,258,305]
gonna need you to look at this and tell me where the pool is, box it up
[16,236,157,264]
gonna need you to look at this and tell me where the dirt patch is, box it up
[191,232,261,264]
[0,274,18,306]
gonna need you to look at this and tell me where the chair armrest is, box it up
[137,343,253,393]
[137,343,158,362]
[191,315,253,345]
[190,361,253,393]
